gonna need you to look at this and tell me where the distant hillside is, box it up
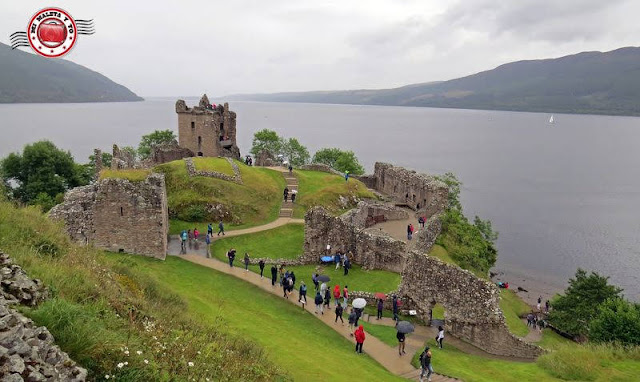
[0,43,142,103]
[229,47,640,116]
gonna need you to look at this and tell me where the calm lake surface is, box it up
[1,98,639,299]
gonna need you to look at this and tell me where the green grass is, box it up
[211,224,305,260]
[428,244,456,265]
[537,329,573,350]
[191,157,234,176]
[361,321,401,347]
[293,169,376,218]
[105,255,405,382]
[155,159,285,234]
[432,303,445,320]
[99,168,151,182]
[500,289,532,337]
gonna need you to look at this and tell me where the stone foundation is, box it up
[49,173,168,260]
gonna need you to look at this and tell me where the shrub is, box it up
[590,298,640,346]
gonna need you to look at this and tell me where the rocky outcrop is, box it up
[0,252,87,381]
[49,173,168,260]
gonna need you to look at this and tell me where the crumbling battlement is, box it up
[176,94,240,159]
[49,173,168,260]
[360,162,449,218]
[399,251,544,358]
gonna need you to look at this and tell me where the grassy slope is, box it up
[109,255,404,382]
[211,224,305,260]
[192,157,235,176]
[154,159,285,234]
[293,169,375,218]
[499,289,531,337]
[428,244,456,266]
[361,321,402,347]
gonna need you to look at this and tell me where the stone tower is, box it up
[175,94,240,159]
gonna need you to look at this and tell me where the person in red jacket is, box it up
[354,325,365,353]
[333,285,341,307]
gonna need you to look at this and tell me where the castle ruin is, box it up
[175,94,240,159]
[49,173,168,260]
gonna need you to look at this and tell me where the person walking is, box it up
[527,311,534,327]
[283,276,290,299]
[348,308,356,335]
[334,252,342,270]
[397,330,406,356]
[335,303,344,324]
[545,300,550,313]
[218,221,225,236]
[290,271,296,288]
[537,296,542,312]
[320,282,327,297]
[188,229,193,243]
[436,325,445,349]
[205,233,211,257]
[419,346,433,382]
[354,307,362,327]
[333,285,341,307]
[283,187,289,202]
[418,216,425,229]
[407,224,413,240]
[314,291,324,315]
[288,164,293,173]
[193,228,199,242]
[270,265,277,286]
[207,223,213,236]
[343,258,350,276]
[279,265,285,286]
[258,259,265,278]
[377,298,384,320]
[344,170,350,182]
[180,230,187,252]
[227,249,236,268]
[392,295,399,322]
[323,288,331,311]
[343,285,349,305]
[291,190,296,203]
[299,281,307,306]
[312,273,319,291]
[354,325,365,353]
[243,253,250,272]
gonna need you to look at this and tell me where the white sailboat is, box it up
[549,115,555,124]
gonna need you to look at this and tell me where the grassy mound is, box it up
[293,170,376,218]
[192,157,234,176]
[154,159,285,233]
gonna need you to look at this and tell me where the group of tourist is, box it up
[407,223,415,240]
[244,155,253,166]
[283,187,297,203]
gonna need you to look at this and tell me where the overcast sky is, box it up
[2,0,639,97]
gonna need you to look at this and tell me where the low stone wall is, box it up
[398,251,543,358]
[50,173,168,260]
[0,252,87,381]
[151,141,194,164]
[185,157,242,184]
[410,215,442,253]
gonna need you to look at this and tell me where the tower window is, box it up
[191,121,195,129]
[120,207,124,216]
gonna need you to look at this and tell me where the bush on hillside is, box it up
[549,269,623,338]
[589,298,640,346]
[138,130,176,159]
[250,129,310,166]
[311,148,365,175]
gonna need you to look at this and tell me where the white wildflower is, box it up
[117,363,124,368]
[188,361,194,367]
[124,350,130,356]
[197,351,201,355]
[136,350,142,355]
[124,362,128,366]
[105,375,110,379]
[144,359,149,364]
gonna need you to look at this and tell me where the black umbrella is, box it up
[396,320,415,334]
[317,275,330,282]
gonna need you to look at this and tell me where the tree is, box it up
[589,298,640,346]
[282,138,310,166]
[473,216,498,243]
[549,269,623,337]
[88,151,113,169]
[250,129,283,157]
[138,130,176,159]
[0,140,88,209]
[434,172,462,211]
[311,148,365,175]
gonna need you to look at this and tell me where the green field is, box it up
[293,169,376,218]
[154,159,285,234]
[211,224,305,260]
[191,157,235,176]
[107,255,404,382]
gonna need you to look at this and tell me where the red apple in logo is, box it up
[37,19,66,48]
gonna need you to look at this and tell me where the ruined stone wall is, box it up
[399,251,543,358]
[111,144,136,170]
[151,141,194,164]
[368,162,449,218]
[50,174,168,260]
[0,252,87,381]
[176,95,240,159]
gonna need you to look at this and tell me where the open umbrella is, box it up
[396,321,415,334]
[317,275,330,282]
[352,298,367,309]
[374,292,387,300]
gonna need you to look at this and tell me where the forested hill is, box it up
[0,43,142,103]
[229,47,640,116]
